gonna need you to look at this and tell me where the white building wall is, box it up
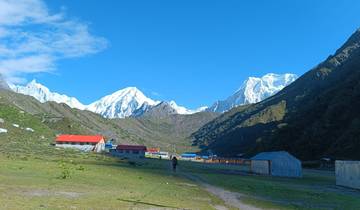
[94,142,105,153]
[251,160,270,175]
[56,144,95,152]
[336,160,360,190]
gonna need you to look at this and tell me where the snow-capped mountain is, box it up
[10,80,86,110]
[208,73,298,113]
[169,101,208,115]
[87,87,160,118]
[132,100,207,118]
[168,101,196,115]
[87,89,205,118]
[8,80,202,118]
[7,73,297,118]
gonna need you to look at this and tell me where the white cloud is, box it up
[0,0,108,83]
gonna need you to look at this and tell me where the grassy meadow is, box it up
[0,153,225,210]
[1,150,360,210]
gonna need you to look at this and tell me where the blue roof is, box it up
[181,153,197,158]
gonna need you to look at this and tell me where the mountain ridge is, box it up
[9,81,202,118]
[9,73,297,119]
[191,28,360,160]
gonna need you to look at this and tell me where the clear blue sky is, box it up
[25,0,360,108]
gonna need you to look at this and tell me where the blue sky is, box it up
[2,0,360,108]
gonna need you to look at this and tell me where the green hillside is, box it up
[115,112,219,152]
[0,89,217,153]
[0,102,54,155]
[192,29,360,160]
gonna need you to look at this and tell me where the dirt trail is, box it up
[182,173,263,210]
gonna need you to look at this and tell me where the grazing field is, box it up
[0,154,225,210]
[1,151,360,210]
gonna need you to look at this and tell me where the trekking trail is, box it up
[182,173,264,210]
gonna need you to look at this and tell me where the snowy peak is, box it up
[168,100,195,115]
[10,80,86,110]
[208,73,297,113]
[136,101,204,118]
[87,87,159,119]
[240,73,297,104]
[7,73,297,118]
[8,79,201,119]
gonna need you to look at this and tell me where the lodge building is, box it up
[110,144,147,158]
[55,135,105,153]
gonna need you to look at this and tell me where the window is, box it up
[125,150,130,154]
[133,150,139,154]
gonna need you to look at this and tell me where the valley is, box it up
[1,1,360,209]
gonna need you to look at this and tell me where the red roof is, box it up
[56,135,104,143]
[147,148,160,153]
[116,145,147,151]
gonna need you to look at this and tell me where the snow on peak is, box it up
[195,106,209,112]
[87,87,160,119]
[168,100,195,115]
[10,80,86,110]
[7,73,297,118]
[8,79,201,119]
[208,73,298,113]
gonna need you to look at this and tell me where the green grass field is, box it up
[0,154,226,210]
[1,143,360,210]
[178,161,360,210]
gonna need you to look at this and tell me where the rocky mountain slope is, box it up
[207,73,297,113]
[192,29,360,160]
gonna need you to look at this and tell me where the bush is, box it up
[57,161,72,179]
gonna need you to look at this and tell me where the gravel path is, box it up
[182,173,263,210]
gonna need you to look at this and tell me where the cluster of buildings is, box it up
[55,134,170,159]
[54,134,360,190]
[145,148,170,159]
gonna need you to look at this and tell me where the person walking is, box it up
[172,156,178,172]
